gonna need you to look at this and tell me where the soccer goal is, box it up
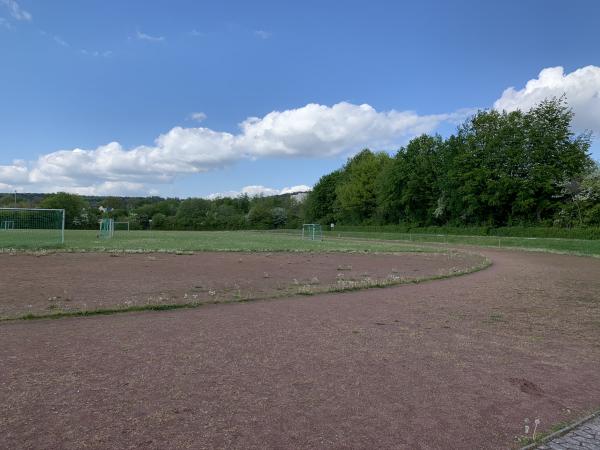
[302,223,323,241]
[99,218,115,239]
[114,221,130,232]
[0,208,65,247]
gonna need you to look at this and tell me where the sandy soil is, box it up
[0,250,483,319]
[1,249,599,449]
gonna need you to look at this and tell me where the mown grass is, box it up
[332,224,600,240]
[0,229,435,254]
[317,230,600,257]
[3,228,598,257]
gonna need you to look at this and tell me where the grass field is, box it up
[318,230,600,257]
[0,229,63,248]
[1,228,599,257]
[0,229,436,253]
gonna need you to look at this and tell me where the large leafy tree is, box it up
[39,192,89,228]
[335,149,391,224]
[304,170,343,224]
[444,98,591,225]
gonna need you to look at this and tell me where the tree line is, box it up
[1,98,598,231]
[0,191,307,230]
[305,98,600,227]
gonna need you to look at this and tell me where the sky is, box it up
[1,0,599,198]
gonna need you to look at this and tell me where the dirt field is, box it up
[1,249,600,449]
[0,250,484,319]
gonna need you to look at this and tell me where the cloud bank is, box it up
[494,65,600,134]
[1,102,467,195]
[3,65,599,196]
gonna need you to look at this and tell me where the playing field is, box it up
[1,229,433,253]
[1,231,599,449]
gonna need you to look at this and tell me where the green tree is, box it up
[175,198,213,229]
[271,207,287,228]
[151,213,167,229]
[376,135,445,225]
[335,150,391,224]
[40,192,88,228]
[305,170,342,224]
[247,203,272,228]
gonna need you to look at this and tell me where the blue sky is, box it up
[1,0,599,198]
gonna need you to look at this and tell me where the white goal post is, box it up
[114,221,130,231]
[0,208,65,246]
[302,223,323,241]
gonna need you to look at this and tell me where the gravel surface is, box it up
[1,249,599,449]
[0,250,483,319]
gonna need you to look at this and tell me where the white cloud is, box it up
[254,30,271,39]
[188,29,203,37]
[0,102,469,195]
[0,161,28,184]
[54,181,150,196]
[1,0,31,21]
[207,184,311,199]
[188,112,207,123]
[280,185,311,194]
[238,102,468,157]
[494,65,600,134]
[135,29,165,42]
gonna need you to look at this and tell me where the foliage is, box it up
[335,150,391,224]
[39,192,90,228]
[306,97,596,228]
[304,170,342,224]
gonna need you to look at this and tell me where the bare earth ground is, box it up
[0,251,483,319]
[1,249,599,449]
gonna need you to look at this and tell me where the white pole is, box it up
[61,209,65,244]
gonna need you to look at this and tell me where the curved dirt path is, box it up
[1,249,599,449]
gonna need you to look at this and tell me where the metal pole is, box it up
[61,209,65,244]
[14,190,16,207]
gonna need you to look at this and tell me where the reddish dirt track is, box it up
[0,251,483,319]
[1,249,600,449]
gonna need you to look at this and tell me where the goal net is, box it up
[0,208,65,247]
[99,218,115,239]
[302,223,323,241]
[114,221,130,232]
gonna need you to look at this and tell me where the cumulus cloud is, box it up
[1,102,463,194]
[238,102,469,158]
[1,0,31,21]
[135,29,165,42]
[494,65,600,134]
[207,184,311,200]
